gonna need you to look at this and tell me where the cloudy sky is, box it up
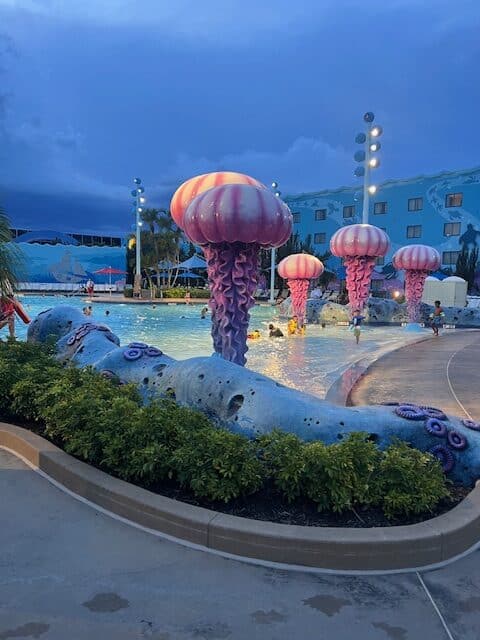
[1,0,479,234]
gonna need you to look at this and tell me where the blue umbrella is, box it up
[177,255,207,270]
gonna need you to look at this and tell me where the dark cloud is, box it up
[0,1,479,233]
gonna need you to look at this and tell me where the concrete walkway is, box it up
[1,447,480,640]
[350,329,480,420]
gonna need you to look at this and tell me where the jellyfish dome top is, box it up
[392,244,441,272]
[183,183,292,366]
[393,245,441,323]
[170,171,264,230]
[278,254,324,325]
[330,223,390,311]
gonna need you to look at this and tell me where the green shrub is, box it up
[100,400,212,484]
[172,428,265,502]
[0,341,60,419]
[124,286,133,298]
[377,441,450,519]
[303,433,381,513]
[257,430,305,502]
[40,368,141,463]
[162,287,210,299]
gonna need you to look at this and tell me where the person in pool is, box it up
[0,295,16,340]
[430,300,444,336]
[268,323,284,338]
[200,306,208,319]
[350,309,365,344]
[287,315,298,335]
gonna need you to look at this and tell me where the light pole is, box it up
[269,181,282,304]
[354,112,383,224]
[131,178,146,297]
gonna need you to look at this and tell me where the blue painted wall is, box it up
[285,166,480,273]
[13,243,126,284]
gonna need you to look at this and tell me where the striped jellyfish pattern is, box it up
[170,171,264,230]
[278,254,324,326]
[330,224,390,311]
[393,245,441,322]
[183,183,293,366]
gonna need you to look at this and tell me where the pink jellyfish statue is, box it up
[277,254,324,326]
[183,183,292,366]
[330,224,390,311]
[392,245,441,324]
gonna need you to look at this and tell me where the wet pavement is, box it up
[350,329,480,421]
[1,447,478,639]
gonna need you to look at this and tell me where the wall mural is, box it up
[13,243,126,284]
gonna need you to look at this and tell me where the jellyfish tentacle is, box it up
[405,269,429,323]
[344,255,376,311]
[287,279,310,325]
[204,242,259,366]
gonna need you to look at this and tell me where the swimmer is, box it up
[268,323,284,338]
[105,310,110,316]
[287,315,298,336]
[200,306,208,319]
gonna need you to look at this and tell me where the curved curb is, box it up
[2,422,480,573]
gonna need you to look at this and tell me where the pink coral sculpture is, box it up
[277,254,324,326]
[330,224,390,311]
[393,245,441,322]
[183,183,292,366]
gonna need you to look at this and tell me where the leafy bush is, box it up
[100,400,212,485]
[172,428,265,502]
[123,286,133,298]
[377,441,450,519]
[303,434,381,512]
[0,341,60,420]
[162,287,210,299]
[257,430,305,502]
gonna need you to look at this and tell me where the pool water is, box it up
[11,295,413,398]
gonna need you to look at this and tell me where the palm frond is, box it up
[0,206,26,295]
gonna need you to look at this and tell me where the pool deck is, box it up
[349,329,480,421]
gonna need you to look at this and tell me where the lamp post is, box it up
[354,112,383,224]
[131,178,146,297]
[269,181,282,304]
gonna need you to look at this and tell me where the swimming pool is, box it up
[11,295,420,398]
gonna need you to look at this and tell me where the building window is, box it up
[445,193,463,208]
[374,202,387,215]
[408,197,423,211]
[292,212,301,223]
[315,209,327,221]
[407,225,422,239]
[444,222,461,237]
[343,205,355,218]
[442,251,460,265]
[375,256,385,266]
[314,232,326,244]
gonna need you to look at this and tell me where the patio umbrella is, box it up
[177,254,207,270]
[94,266,127,295]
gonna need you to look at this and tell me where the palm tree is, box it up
[0,207,24,296]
